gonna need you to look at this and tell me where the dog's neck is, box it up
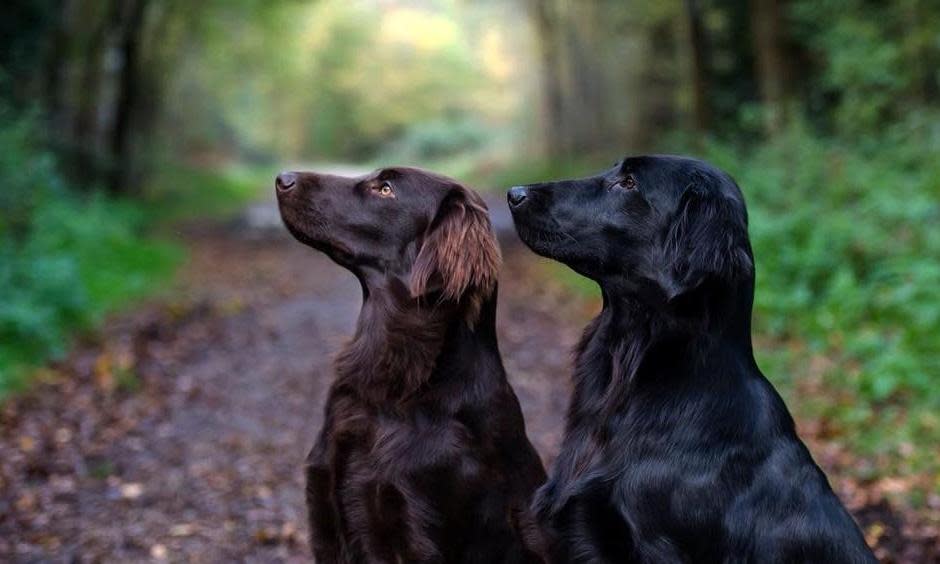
[570,282,755,418]
[334,278,497,406]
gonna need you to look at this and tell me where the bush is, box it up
[0,109,180,393]
[384,118,491,162]
[700,119,940,478]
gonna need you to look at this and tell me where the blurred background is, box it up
[1,0,938,560]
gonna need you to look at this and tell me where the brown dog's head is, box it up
[276,167,500,322]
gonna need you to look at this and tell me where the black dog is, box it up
[507,156,875,563]
[276,168,547,563]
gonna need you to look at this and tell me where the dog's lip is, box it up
[512,217,575,251]
[511,213,563,234]
[278,207,356,260]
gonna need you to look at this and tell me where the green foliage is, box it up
[0,0,60,103]
[143,162,272,223]
[0,110,181,394]
[791,0,940,136]
[384,117,491,162]
[0,108,65,236]
[704,119,940,477]
[468,155,610,193]
[163,0,524,163]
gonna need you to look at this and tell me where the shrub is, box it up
[700,118,940,478]
[0,109,180,393]
[384,117,491,162]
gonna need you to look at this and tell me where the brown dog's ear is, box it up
[410,186,501,323]
[659,174,753,301]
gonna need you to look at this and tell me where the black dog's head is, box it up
[276,167,500,320]
[508,155,753,303]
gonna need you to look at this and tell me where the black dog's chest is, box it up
[541,426,734,561]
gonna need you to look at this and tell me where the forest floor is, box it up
[1,191,937,563]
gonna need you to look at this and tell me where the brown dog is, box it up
[276,167,546,563]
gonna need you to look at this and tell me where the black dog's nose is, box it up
[507,186,528,207]
[276,171,297,192]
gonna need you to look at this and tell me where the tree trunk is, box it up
[527,0,567,157]
[42,0,74,135]
[72,0,120,188]
[109,0,151,194]
[751,0,789,134]
[565,2,607,154]
[684,0,712,133]
[642,19,679,145]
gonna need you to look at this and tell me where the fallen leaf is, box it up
[54,428,72,444]
[120,482,144,499]
[865,522,886,546]
[94,352,114,392]
[170,523,196,537]
[15,492,36,512]
[150,543,168,560]
[19,435,36,453]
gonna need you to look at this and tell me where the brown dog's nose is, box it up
[276,171,297,192]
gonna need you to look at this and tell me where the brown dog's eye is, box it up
[618,175,637,190]
[374,182,395,198]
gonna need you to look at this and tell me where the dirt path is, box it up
[1,198,936,562]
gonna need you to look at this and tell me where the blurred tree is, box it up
[791,0,940,136]
[0,0,61,104]
[684,0,713,133]
[2,0,304,193]
[109,0,151,193]
[750,0,791,133]
[525,0,685,156]
[527,0,567,156]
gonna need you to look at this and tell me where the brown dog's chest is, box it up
[314,407,512,561]
[337,412,486,479]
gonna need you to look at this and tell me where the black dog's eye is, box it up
[617,175,637,190]
[372,182,395,198]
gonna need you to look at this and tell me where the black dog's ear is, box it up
[410,186,501,323]
[659,173,753,301]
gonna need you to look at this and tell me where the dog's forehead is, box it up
[617,155,680,173]
[373,167,455,191]
[618,155,737,194]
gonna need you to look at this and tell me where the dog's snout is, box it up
[507,186,528,208]
[276,171,297,193]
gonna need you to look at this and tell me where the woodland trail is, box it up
[1,189,936,562]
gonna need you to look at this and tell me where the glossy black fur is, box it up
[277,168,547,563]
[508,155,875,563]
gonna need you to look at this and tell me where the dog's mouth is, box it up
[512,216,578,258]
[276,199,349,257]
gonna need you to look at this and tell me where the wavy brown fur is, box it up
[410,188,501,327]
